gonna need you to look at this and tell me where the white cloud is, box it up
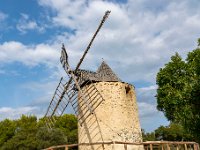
[137,85,157,92]
[0,0,199,83]
[0,41,60,67]
[16,13,45,34]
[0,11,8,30]
[0,70,5,74]
[0,106,42,121]
[138,102,158,118]
[21,80,60,105]
[135,85,169,131]
[37,0,200,84]
[0,11,7,21]
[138,102,169,131]
[136,85,157,103]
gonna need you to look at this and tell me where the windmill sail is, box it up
[44,11,111,129]
[44,77,73,128]
[60,44,69,73]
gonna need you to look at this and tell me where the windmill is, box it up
[44,10,144,150]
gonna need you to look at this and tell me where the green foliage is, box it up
[36,127,67,149]
[0,119,16,147]
[155,123,194,141]
[2,115,38,150]
[55,114,78,144]
[157,53,187,121]
[0,114,78,150]
[142,123,194,142]
[156,39,200,141]
[142,129,156,141]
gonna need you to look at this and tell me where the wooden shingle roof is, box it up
[96,61,121,82]
[76,61,121,86]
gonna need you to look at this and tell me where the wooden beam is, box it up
[150,144,153,150]
[184,144,187,150]
[167,144,170,150]
[161,144,164,150]
[176,144,179,150]
[43,141,200,150]
[194,144,198,150]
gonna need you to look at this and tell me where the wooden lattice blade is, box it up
[44,77,75,128]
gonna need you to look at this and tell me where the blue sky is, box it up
[0,0,200,132]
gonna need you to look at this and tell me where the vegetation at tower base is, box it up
[156,38,200,142]
[0,114,77,150]
[142,123,194,142]
[0,114,196,149]
[155,123,195,141]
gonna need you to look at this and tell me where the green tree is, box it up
[142,123,194,142]
[36,127,67,149]
[0,114,77,150]
[0,119,16,147]
[156,39,200,141]
[54,114,78,144]
[2,115,38,150]
[155,123,194,141]
[142,129,156,141]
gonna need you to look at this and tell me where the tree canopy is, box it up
[154,123,194,141]
[0,114,77,150]
[0,114,196,149]
[142,123,194,142]
[156,39,200,141]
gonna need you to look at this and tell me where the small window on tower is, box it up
[125,86,130,94]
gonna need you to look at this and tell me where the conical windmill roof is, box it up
[96,61,121,82]
[77,61,121,87]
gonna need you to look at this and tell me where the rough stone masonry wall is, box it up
[78,82,143,150]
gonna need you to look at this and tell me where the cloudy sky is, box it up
[0,0,200,132]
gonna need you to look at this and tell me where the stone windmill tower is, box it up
[44,11,143,150]
[78,61,143,150]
